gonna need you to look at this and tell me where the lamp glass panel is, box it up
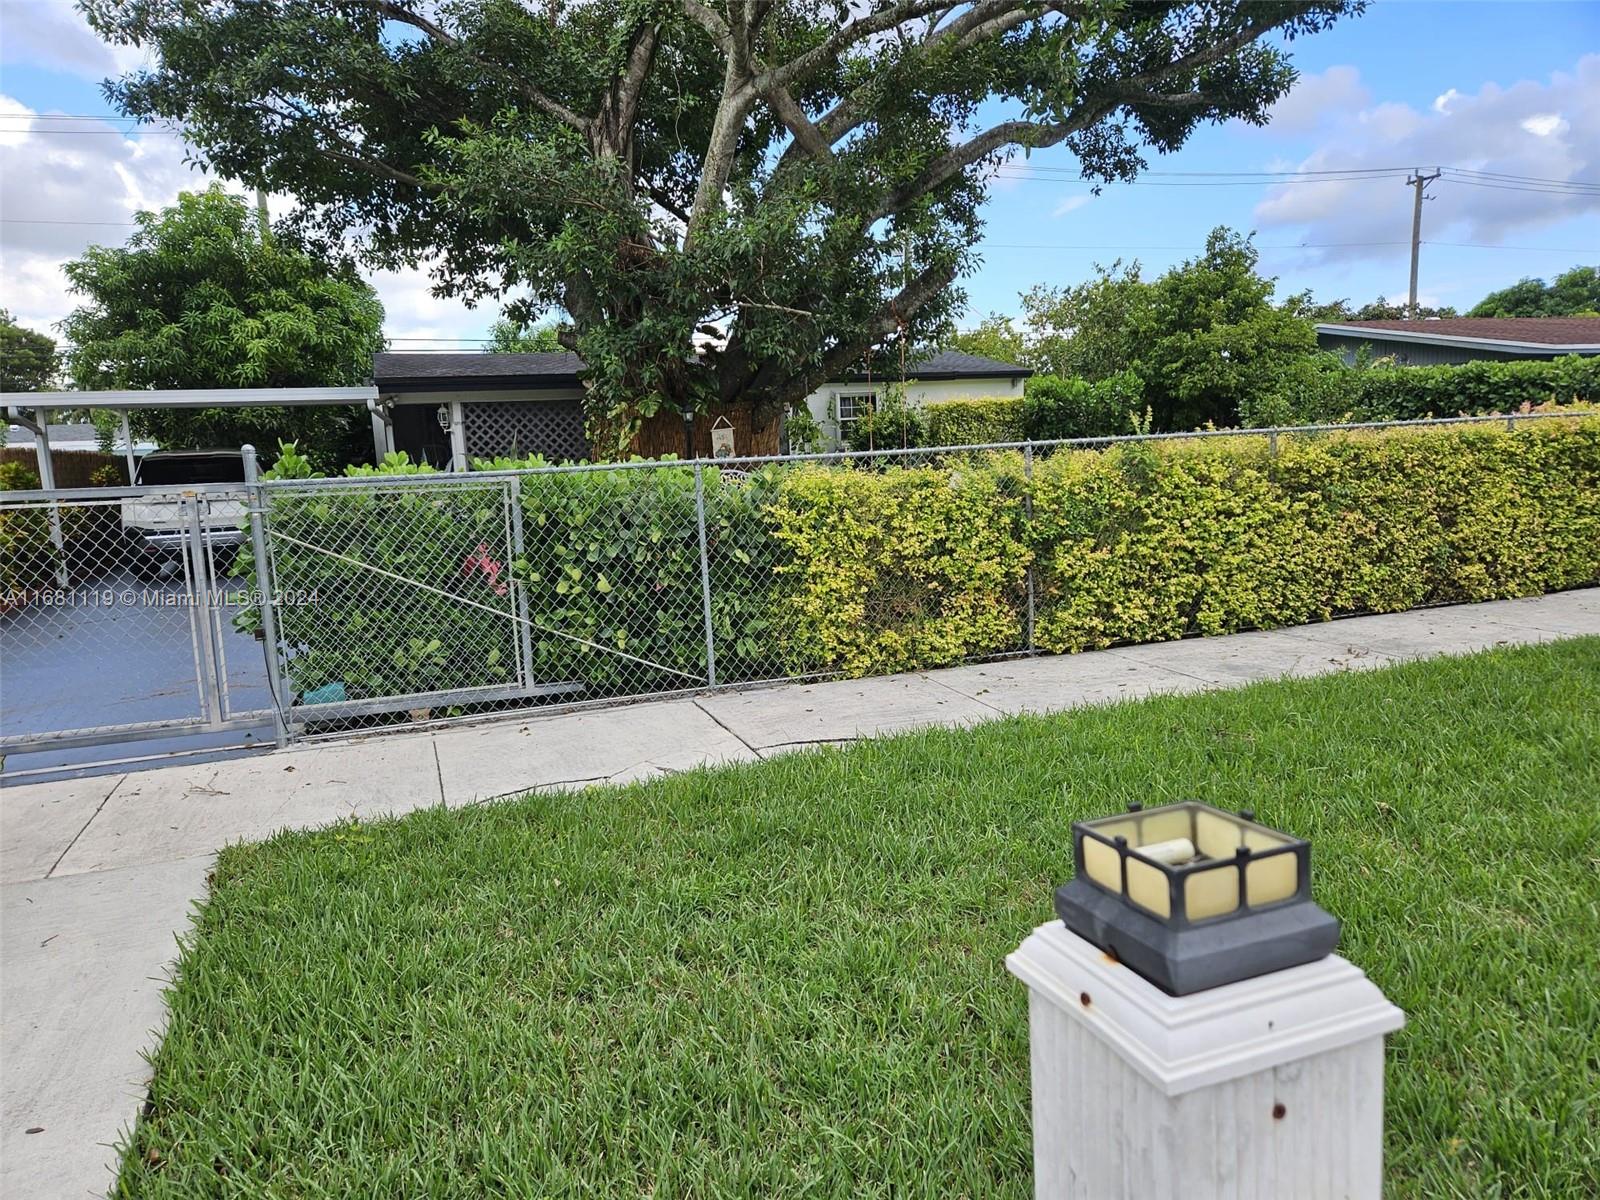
[1243,827,1292,851]
[1185,866,1241,920]
[1135,808,1192,844]
[1246,854,1299,907]
[1192,809,1239,859]
[1125,857,1171,918]
[1082,836,1122,894]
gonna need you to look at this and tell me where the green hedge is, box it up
[246,417,1600,702]
[775,415,1600,672]
[924,395,1026,445]
[917,371,1146,448]
[1302,354,1599,423]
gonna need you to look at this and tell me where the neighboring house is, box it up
[374,351,590,469]
[801,349,1032,448]
[1314,317,1600,367]
[374,348,1034,466]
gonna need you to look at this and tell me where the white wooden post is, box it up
[448,400,468,471]
[1007,922,1403,1200]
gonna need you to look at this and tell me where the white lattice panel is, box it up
[463,400,588,461]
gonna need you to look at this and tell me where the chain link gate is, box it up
[0,484,275,774]
[252,463,709,739]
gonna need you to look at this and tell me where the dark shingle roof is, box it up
[1315,317,1600,350]
[374,351,585,391]
[907,348,1032,377]
[373,346,1030,392]
[844,348,1032,381]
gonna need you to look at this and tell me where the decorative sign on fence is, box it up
[710,415,737,459]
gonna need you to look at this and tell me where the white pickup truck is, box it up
[122,450,249,581]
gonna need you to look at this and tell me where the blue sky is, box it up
[2,1,1596,348]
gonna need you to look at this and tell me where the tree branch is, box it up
[360,0,592,133]
[760,0,952,93]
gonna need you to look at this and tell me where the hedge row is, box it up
[1302,353,1600,423]
[924,395,1026,446]
[247,416,1600,706]
[912,355,1600,450]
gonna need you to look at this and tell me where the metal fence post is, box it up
[693,461,718,687]
[243,445,290,747]
[1023,441,1036,654]
[1268,429,1279,457]
[506,475,537,695]
[1507,413,1517,432]
[183,491,225,727]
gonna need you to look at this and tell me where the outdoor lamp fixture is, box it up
[1055,800,1340,996]
[435,404,450,431]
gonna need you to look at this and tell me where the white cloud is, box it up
[1520,112,1565,137]
[1260,65,1370,135]
[0,0,150,81]
[1051,195,1090,218]
[0,6,497,351]
[0,107,494,348]
[1254,55,1600,266]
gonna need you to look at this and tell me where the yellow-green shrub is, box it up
[767,460,1030,675]
[1029,416,1600,651]
[924,395,1026,446]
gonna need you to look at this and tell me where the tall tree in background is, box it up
[1021,228,1324,429]
[61,187,385,468]
[1283,294,1457,322]
[942,314,1027,366]
[0,311,59,392]
[86,0,1360,452]
[1469,266,1600,318]
[486,318,565,353]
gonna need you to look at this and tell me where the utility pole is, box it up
[1405,168,1441,319]
[255,187,272,244]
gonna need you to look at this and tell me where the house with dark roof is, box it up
[800,349,1033,449]
[1314,317,1600,367]
[372,347,1033,466]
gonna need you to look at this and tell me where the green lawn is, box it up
[118,640,1600,1199]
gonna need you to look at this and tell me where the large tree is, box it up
[61,186,385,468]
[0,310,60,392]
[1469,265,1600,318]
[85,0,1359,450]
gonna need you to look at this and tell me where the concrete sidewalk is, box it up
[3,589,1597,1196]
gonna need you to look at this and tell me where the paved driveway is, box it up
[1,569,273,779]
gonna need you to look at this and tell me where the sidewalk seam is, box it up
[691,698,764,758]
[431,738,447,807]
[919,672,1009,714]
[44,774,128,880]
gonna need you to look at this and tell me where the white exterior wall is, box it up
[803,374,1026,448]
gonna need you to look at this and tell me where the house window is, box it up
[835,389,878,427]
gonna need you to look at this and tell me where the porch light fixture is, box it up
[1055,800,1339,995]
[435,404,450,431]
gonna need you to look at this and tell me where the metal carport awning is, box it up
[2,386,381,488]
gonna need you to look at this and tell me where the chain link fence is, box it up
[0,484,273,767]
[4,408,1592,766]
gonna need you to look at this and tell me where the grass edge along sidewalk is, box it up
[117,639,1600,1199]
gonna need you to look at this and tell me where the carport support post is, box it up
[119,409,136,481]
[243,445,290,747]
[32,407,69,588]
[447,400,468,471]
